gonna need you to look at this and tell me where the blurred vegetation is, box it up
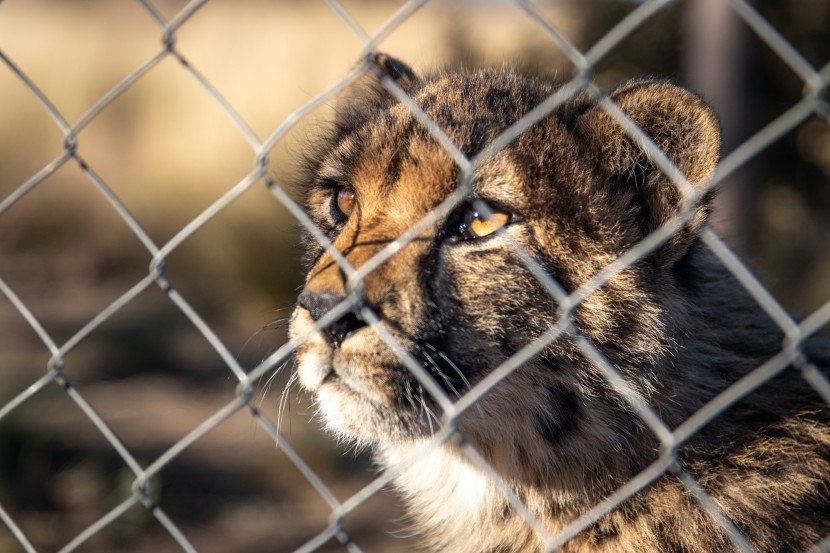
[0,1,828,552]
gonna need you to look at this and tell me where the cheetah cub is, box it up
[289,54,830,552]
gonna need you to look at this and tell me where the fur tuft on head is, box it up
[334,53,421,136]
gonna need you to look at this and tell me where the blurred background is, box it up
[0,0,828,552]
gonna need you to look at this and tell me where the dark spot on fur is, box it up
[515,440,531,470]
[559,97,598,133]
[589,517,621,545]
[536,384,581,445]
[670,240,706,293]
[610,171,651,238]
[653,519,678,551]
[538,350,564,373]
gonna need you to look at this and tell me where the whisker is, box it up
[426,344,471,391]
[277,369,299,437]
[420,344,463,398]
[423,343,487,419]
[239,315,291,367]
[403,378,420,413]
[417,384,440,436]
[258,358,291,409]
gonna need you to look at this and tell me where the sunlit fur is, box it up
[289,54,830,552]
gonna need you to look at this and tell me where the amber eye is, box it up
[458,203,511,240]
[334,187,356,219]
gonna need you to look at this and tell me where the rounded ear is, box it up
[334,53,420,135]
[577,80,721,268]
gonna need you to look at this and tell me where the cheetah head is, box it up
[289,54,719,488]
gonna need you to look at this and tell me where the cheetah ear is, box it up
[577,80,721,268]
[334,53,420,135]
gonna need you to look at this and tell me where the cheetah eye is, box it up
[333,187,356,219]
[457,201,511,240]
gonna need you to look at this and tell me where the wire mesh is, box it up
[1,1,829,552]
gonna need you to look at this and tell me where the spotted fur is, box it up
[288,54,830,552]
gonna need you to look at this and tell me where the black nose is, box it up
[297,291,367,346]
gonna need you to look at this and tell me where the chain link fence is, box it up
[1,0,829,552]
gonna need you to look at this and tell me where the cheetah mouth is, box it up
[325,358,389,404]
[291,306,478,441]
[326,332,472,402]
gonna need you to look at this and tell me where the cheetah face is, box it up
[288,138,540,445]
[289,55,719,466]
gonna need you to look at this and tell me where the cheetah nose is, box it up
[297,291,367,346]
